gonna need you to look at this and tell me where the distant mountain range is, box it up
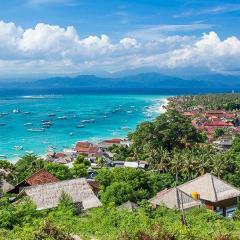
[1,72,240,89]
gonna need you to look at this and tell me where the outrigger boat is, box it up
[27,128,45,132]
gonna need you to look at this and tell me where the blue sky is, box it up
[0,0,240,79]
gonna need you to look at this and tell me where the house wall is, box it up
[204,197,238,217]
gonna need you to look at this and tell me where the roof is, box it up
[203,121,233,127]
[207,110,226,115]
[75,141,92,153]
[8,169,59,194]
[25,169,59,186]
[149,188,201,210]
[55,152,66,158]
[124,161,139,168]
[103,138,122,144]
[23,178,102,210]
[118,201,138,211]
[178,173,240,203]
[1,179,14,192]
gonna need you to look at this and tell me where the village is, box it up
[1,94,240,239]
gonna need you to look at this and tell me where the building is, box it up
[8,169,59,194]
[213,139,233,150]
[149,188,201,210]
[75,141,102,157]
[118,201,138,211]
[19,178,101,210]
[0,178,14,194]
[203,121,233,128]
[149,173,240,217]
[98,138,123,149]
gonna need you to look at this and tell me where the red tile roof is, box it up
[103,138,122,144]
[55,152,66,158]
[25,169,59,186]
[75,141,92,153]
[203,121,233,127]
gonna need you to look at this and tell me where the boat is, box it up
[48,113,56,117]
[13,146,23,151]
[57,116,67,120]
[0,155,7,159]
[76,124,85,128]
[69,132,74,136]
[24,123,33,126]
[24,112,31,115]
[27,128,45,132]
[0,112,9,117]
[0,123,6,126]
[121,126,131,131]
[81,119,95,123]
[13,109,20,113]
[42,121,53,127]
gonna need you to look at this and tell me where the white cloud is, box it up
[0,20,239,76]
[27,0,79,7]
[174,4,240,18]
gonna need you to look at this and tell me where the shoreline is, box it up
[2,96,169,163]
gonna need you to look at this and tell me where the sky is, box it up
[0,0,240,79]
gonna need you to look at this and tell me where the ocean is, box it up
[0,90,169,161]
[1,87,238,161]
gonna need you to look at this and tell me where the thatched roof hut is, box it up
[118,201,138,211]
[21,178,101,210]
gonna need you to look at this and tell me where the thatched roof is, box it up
[178,173,240,203]
[149,173,240,210]
[149,188,201,210]
[22,178,102,210]
[118,201,138,211]
[1,179,14,193]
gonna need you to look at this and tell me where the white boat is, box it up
[24,123,33,126]
[121,126,131,131]
[81,119,95,123]
[69,132,74,136]
[0,112,9,117]
[76,124,85,128]
[24,112,31,115]
[58,116,67,120]
[13,109,20,113]
[27,128,45,132]
[48,113,56,117]
[42,121,53,124]
[13,146,23,151]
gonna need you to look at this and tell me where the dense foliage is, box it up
[171,93,240,111]
[96,168,174,205]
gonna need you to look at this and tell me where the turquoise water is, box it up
[0,93,168,161]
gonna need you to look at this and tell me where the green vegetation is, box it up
[171,93,240,110]
[0,153,89,185]
[96,168,174,205]
[0,195,240,240]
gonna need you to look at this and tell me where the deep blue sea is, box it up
[0,87,238,161]
[0,90,169,161]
